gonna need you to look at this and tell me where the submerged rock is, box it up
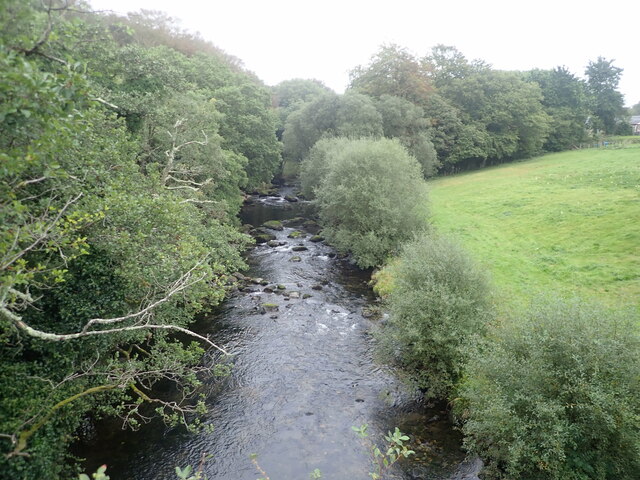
[289,256,302,262]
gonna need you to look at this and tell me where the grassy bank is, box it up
[428,146,640,309]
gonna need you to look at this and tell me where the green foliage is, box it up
[442,70,551,162]
[79,464,110,480]
[352,424,415,479]
[457,297,640,480]
[0,2,253,477]
[527,67,590,151]
[585,57,626,134]
[349,44,433,106]
[299,137,352,198]
[381,234,493,399]
[309,138,428,268]
[375,94,438,177]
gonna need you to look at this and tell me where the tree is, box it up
[0,3,253,476]
[381,234,493,399]
[282,92,383,162]
[585,57,626,134]
[527,67,590,151]
[375,94,438,176]
[282,91,339,161]
[442,70,550,162]
[349,44,434,106]
[423,44,488,88]
[271,78,332,138]
[458,298,640,479]
[310,138,428,268]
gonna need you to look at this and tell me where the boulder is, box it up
[262,220,284,231]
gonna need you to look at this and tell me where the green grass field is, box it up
[428,145,640,310]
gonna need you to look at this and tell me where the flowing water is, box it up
[78,190,468,480]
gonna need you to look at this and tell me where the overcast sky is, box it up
[89,0,639,106]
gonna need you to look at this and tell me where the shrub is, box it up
[382,234,493,399]
[312,137,428,268]
[299,137,352,199]
[456,297,640,479]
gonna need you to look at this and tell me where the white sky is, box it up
[89,0,639,107]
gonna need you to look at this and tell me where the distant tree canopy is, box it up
[280,45,628,175]
[585,57,628,135]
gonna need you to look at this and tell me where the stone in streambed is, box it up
[282,217,305,227]
[309,235,324,243]
[267,240,280,247]
[289,256,302,262]
[292,245,308,252]
[262,220,284,231]
[288,230,306,239]
[261,303,279,313]
[254,233,276,244]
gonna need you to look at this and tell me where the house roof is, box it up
[630,115,640,125]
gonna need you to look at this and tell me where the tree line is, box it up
[277,44,630,176]
[1,1,280,477]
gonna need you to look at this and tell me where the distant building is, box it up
[631,116,640,135]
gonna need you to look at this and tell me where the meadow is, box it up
[428,145,640,310]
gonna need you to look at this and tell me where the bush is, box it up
[311,137,428,268]
[456,297,640,480]
[382,234,493,399]
[299,137,352,199]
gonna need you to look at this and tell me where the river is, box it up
[77,188,469,480]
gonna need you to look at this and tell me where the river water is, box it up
[78,190,467,480]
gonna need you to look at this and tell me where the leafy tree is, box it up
[310,138,428,268]
[457,298,640,480]
[282,92,383,162]
[630,101,640,115]
[271,78,332,138]
[585,57,627,134]
[527,67,590,151]
[282,91,339,161]
[423,44,488,88]
[299,137,353,199]
[349,44,434,106]
[375,94,438,176]
[422,93,489,171]
[442,70,550,162]
[380,234,493,399]
[335,91,383,138]
[0,3,255,477]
